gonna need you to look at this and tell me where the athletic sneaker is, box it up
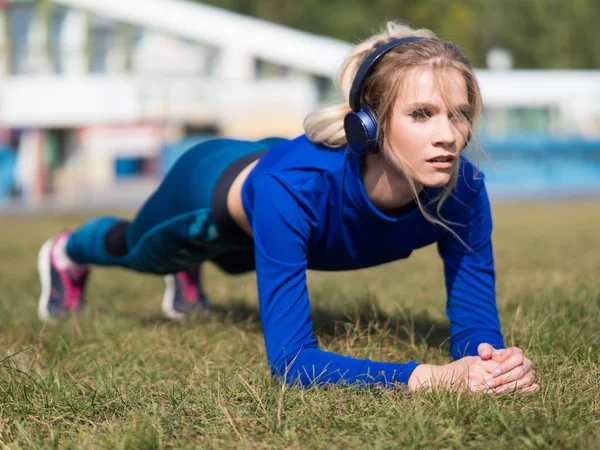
[162,266,210,319]
[38,231,90,321]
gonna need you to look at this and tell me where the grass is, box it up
[0,200,599,449]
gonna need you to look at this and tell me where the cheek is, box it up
[388,122,428,156]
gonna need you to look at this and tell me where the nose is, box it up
[433,117,456,149]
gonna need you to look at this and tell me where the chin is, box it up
[417,173,452,188]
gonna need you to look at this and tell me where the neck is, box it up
[361,153,422,216]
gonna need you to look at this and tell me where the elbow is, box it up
[267,348,305,387]
[268,346,321,388]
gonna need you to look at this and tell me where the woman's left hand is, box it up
[477,343,539,393]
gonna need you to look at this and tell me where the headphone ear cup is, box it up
[344,105,379,154]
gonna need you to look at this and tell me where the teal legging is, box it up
[66,137,287,274]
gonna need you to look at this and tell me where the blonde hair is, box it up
[303,22,483,236]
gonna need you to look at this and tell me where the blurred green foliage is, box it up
[197,0,600,69]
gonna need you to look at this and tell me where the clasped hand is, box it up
[408,344,539,393]
[471,343,539,393]
[440,344,539,393]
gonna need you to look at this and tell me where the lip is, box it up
[426,154,456,169]
[427,153,456,162]
[427,161,453,169]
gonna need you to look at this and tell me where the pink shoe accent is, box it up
[176,269,200,304]
[51,232,89,310]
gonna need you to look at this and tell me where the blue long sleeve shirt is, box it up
[240,135,504,388]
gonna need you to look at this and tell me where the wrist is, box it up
[407,364,439,391]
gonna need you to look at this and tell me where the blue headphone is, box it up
[344,36,425,154]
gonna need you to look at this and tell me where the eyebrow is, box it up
[406,102,472,114]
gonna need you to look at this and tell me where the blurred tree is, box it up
[196,0,599,69]
[483,0,600,69]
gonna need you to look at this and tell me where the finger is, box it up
[519,383,540,394]
[488,360,533,388]
[494,372,535,393]
[497,378,537,394]
[491,348,524,378]
[467,378,495,393]
[478,343,495,360]
[489,348,513,364]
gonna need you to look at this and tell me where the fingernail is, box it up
[492,369,502,377]
[485,379,495,388]
[496,385,507,393]
[483,352,491,358]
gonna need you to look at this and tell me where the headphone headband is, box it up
[349,36,425,112]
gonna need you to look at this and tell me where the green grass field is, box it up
[0,200,599,449]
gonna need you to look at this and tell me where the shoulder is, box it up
[454,156,486,204]
[436,158,493,250]
[436,156,489,219]
[257,134,347,182]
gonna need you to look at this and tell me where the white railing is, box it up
[0,74,319,131]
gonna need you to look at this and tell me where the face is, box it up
[386,68,471,187]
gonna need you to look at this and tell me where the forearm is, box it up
[438,183,505,360]
[271,347,420,388]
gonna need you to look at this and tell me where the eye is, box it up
[409,108,432,121]
[450,109,472,123]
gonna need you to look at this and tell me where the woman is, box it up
[38,23,538,393]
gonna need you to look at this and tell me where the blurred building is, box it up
[0,0,599,207]
[0,0,349,206]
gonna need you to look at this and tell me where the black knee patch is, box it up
[211,250,255,275]
[104,220,130,257]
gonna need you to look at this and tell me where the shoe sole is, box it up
[162,274,185,320]
[37,238,53,322]
[162,274,210,320]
